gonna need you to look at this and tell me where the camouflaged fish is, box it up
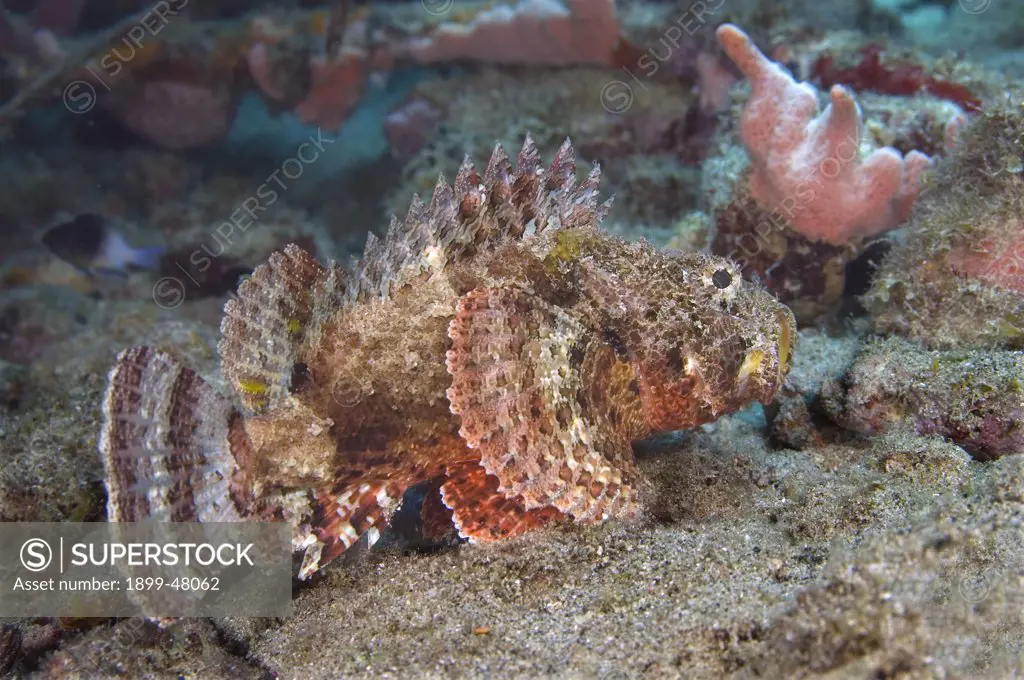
[99,137,795,579]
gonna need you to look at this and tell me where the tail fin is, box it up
[127,245,166,271]
[99,346,256,522]
[100,231,165,272]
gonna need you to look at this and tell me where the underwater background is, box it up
[0,0,1022,677]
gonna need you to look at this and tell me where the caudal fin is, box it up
[99,346,256,522]
[127,245,166,271]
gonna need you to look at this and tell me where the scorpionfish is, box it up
[99,137,795,579]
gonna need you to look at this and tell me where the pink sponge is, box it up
[406,0,620,67]
[716,24,933,246]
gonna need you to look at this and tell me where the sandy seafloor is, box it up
[0,0,1023,677]
[2,305,1022,678]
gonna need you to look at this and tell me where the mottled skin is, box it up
[100,138,794,578]
[261,231,791,485]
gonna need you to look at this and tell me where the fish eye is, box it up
[711,269,733,289]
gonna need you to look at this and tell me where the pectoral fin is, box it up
[446,287,645,524]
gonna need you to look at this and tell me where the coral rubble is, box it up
[822,336,1023,460]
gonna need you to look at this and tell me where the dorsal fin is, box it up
[515,133,542,175]
[452,153,480,201]
[428,172,455,213]
[349,135,610,301]
[483,142,512,186]
[546,137,577,193]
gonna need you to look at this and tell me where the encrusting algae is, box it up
[866,97,1024,349]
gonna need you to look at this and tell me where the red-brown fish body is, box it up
[100,137,794,579]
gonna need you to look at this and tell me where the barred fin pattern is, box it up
[219,244,330,413]
[446,287,642,524]
[419,480,457,541]
[440,461,563,542]
[298,481,404,579]
[99,347,255,522]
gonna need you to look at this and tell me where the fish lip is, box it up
[734,345,784,404]
[735,306,794,404]
[775,307,794,376]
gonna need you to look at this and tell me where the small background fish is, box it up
[40,214,165,277]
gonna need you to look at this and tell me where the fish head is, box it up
[588,247,795,433]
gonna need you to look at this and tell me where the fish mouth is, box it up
[736,348,768,390]
[735,307,795,403]
[775,307,793,380]
[734,347,781,403]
